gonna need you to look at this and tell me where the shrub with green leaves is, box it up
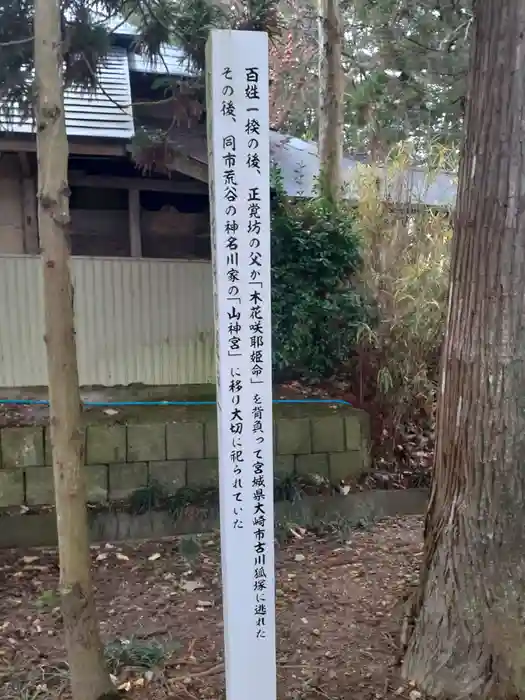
[271,177,370,377]
[352,143,454,458]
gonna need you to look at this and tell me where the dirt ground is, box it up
[0,516,423,700]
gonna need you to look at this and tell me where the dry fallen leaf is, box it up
[22,556,39,565]
[181,580,204,593]
[289,528,304,540]
[116,553,130,562]
[148,553,161,562]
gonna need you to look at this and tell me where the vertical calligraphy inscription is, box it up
[242,61,274,648]
[206,30,276,700]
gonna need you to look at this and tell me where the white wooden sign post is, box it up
[206,29,276,700]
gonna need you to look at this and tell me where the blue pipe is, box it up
[0,398,351,407]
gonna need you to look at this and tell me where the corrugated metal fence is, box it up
[0,255,215,387]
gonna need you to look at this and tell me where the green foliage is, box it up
[272,0,469,160]
[127,473,326,520]
[127,0,282,168]
[0,0,105,118]
[0,0,471,160]
[129,0,280,75]
[0,0,175,120]
[131,0,469,158]
[178,534,201,564]
[104,637,169,673]
[352,143,453,441]
[271,173,370,377]
[345,0,470,156]
[140,0,229,72]
[127,480,219,518]
[34,588,60,610]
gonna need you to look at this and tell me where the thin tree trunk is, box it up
[402,2,525,698]
[318,0,344,202]
[34,2,115,698]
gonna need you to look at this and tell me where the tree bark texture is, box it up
[318,0,344,202]
[402,1,525,698]
[34,2,115,698]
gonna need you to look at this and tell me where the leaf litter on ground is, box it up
[0,516,423,700]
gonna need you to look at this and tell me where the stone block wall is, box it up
[0,408,370,508]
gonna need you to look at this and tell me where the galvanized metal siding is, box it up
[0,256,47,387]
[73,257,215,385]
[0,256,215,388]
[63,47,134,139]
[0,48,134,140]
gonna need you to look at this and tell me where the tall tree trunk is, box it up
[402,2,525,698]
[318,0,344,202]
[34,2,115,699]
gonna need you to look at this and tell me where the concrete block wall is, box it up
[0,409,370,508]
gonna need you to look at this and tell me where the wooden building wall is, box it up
[0,154,35,254]
[0,152,210,260]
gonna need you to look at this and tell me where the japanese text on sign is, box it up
[206,29,276,700]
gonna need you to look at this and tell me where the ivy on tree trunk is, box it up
[402,1,525,697]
